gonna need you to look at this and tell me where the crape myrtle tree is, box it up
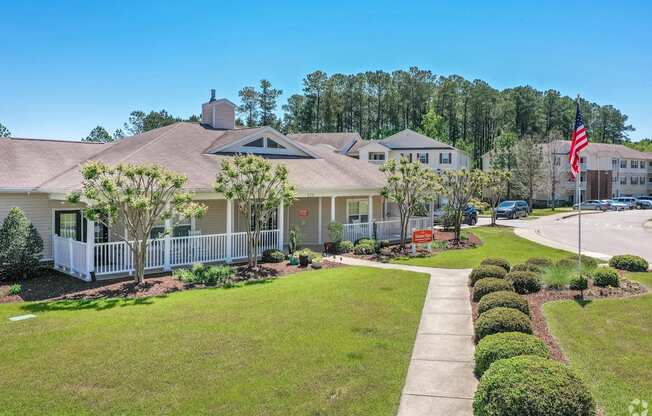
[379,157,440,250]
[214,155,297,269]
[483,169,512,226]
[0,207,44,280]
[68,162,206,284]
[514,137,545,210]
[439,169,485,242]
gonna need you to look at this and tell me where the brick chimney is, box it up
[201,90,235,129]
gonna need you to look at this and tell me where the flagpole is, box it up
[576,94,582,274]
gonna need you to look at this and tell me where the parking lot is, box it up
[485,209,652,263]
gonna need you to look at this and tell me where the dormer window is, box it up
[244,138,264,148]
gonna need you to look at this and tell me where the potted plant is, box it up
[297,248,314,267]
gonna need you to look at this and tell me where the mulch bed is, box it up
[0,260,344,304]
[470,273,647,362]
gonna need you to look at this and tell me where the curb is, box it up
[558,211,605,220]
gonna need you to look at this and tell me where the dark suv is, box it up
[495,200,529,219]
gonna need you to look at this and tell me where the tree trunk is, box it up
[134,239,146,285]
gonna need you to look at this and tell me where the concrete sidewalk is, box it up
[330,256,476,416]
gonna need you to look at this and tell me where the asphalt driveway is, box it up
[482,210,652,263]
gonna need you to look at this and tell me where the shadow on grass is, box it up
[573,295,593,308]
[20,295,164,313]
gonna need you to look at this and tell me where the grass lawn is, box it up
[393,226,573,269]
[0,267,429,416]
[544,272,652,416]
[530,207,573,217]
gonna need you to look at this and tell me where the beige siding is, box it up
[335,195,382,224]
[0,193,53,259]
[196,200,227,234]
[286,197,320,245]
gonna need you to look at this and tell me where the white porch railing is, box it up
[343,217,432,243]
[53,229,281,281]
[343,222,371,242]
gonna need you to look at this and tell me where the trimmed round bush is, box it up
[526,257,553,268]
[478,291,529,316]
[506,271,542,294]
[336,240,354,253]
[353,239,375,255]
[569,274,589,291]
[480,257,511,273]
[474,332,549,377]
[592,267,620,287]
[511,263,542,274]
[473,278,514,302]
[475,307,532,341]
[261,249,285,263]
[558,255,598,270]
[470,265,507,286]
[473,355,596,416]
[609,254,649,272]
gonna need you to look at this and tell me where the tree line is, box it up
[235,68,636,166]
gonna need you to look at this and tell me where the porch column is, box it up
[278,201,284,250]
[226,199,233,263]
[330,196,336,222]
[163,213,172,272]
[85,219,95,281]
[368,195,373,238]
[318,197,323,244]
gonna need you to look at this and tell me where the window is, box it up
[612,158,618,168]
[631,160,639,169]
[612,174,618,183]
[150,223,191,239]
[416,152,429,164]
[641,160,646,169]
[368,152,385,161]
[641,176,646,184]
[266,138,285,149]
[439,152,452,164]
[400,153,412,162]
[243,137,264,147]
[580,156,586,164]
[631,176,638,185]
[55,210,81,240]
[346,199,369,224]
[580,172,586,182]
[620,176,627,185]
[620,160,627,168]
[649,176,652,183]
[554,156,561,166]
[250,208,278,231]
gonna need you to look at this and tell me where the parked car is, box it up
[433,204,478,226]
[572,200,609,211]
[636,197,652,209]
[495,200,529,219]
[612,197,637,209]
[601,199,628,211]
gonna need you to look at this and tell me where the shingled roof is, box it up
[287,132,361,154]
[1,123,385,195]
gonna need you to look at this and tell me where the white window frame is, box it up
[439,152,452,164]
[620,160,627,168]
[631,160,639,169]
[346,198,369,224]
[416,152,429,164]
[368,152,386,161]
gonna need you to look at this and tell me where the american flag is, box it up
[569,102,589,178]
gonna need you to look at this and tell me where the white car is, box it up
[601,200,628,211]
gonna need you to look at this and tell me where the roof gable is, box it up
[380,129,454,149]
[207,126,320,158]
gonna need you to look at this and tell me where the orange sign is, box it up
[412,229,433,244]
[298,208,309,218]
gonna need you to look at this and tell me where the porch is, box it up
[51,194,433,281]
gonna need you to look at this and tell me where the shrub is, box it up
[557,255,598,271]
[526,257,553,268]
[592,267,620,287]
[261,249,285,263]
[480,258,511,273]
[310,261,322,270]
[478,291,529,316]
[506,271,541,294]
[569,274,589,291]
[469,265,507,286]
[288,226,301,253]
[0,207,44,280]
[475,307,532,341]
[473,355,595,416]
[353,239,376,255]
[511,263,542,274]
[174,263,235,287]
[474,332,549,377]
[540,266,571,290]
[473,278,514,302]
[336,240,354,253]
[609,254,649,272]
[327,221,344,243]
[8,284,22,296]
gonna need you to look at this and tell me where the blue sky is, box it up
[1,0,651,141]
